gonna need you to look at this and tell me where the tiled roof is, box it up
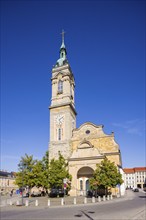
[134,167,146,172]
[123,168,134,173]
[123,167,146,173]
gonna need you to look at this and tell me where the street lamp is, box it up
[21,162,26,206]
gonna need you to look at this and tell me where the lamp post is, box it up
[21,162,26,206]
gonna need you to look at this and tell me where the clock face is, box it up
[55,114,64,125]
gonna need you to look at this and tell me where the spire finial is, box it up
[61,29,65,44]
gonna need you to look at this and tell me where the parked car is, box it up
[49,188,58,197]
[133,188,139,192]
[49,188,64,198]
[31,191,42,197]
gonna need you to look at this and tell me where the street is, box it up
[0,190,146,219]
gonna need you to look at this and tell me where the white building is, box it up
[123,167,146,189]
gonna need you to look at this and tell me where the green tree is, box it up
[38,151,49,190]
[15,154,36,189]
[90,158,123,195]
[48,153,72,191]
[15,151,50,191]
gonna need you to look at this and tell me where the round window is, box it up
[86,130,90,134]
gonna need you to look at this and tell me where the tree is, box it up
[48,153,72,191]
[89,158,123,195]
[15,151,50,191]
[38,151,49,190]
[15,154,36,189]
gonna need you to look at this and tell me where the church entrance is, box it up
[77,166,94,196]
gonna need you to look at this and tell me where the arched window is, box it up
[58,80,63,93]
[80,179,83,190]
[58,128,61,140]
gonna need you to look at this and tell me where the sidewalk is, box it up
[1,190,137,208]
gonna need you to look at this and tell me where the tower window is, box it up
[58,128,61,140]
[58,80,63,94]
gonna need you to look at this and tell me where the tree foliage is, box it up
[15,151,49,190]
[15,154,36,188]
[48,153,72,190]
[15,151,72,191]
[89,158,123,191]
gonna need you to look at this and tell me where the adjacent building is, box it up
[123,167,146,189]
[48,32,124,196]
[0,170,17,194]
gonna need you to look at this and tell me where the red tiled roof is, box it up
[123,168,134,173]
[123,167,146,173]
[134,167,146,172]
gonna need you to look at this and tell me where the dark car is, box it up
[49,188,64,198]
[58,188,64,197]
[49,188,58,197]
[133,188,139,192]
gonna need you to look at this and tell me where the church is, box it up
[48,31,123,197]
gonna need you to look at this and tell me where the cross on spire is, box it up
[61,29,65,43]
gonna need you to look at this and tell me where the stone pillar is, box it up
[103,195,106,201]
[35,200,38,206]
[92,197,95,203]
[61,198,64,205]
[84,197,87,204]
[73,198,76,204]
[48,199,50,206]
[98,196,101,202]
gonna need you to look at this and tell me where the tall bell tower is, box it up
[49,30,77,161]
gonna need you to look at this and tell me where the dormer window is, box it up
[58,80,63,94]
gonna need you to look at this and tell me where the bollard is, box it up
[117,193,120,198]
[9,200,13,206]
[98,196,101,202]
[110,194,113,200]
[84,197,87,204]
[61,198,64,205]
[25,200,29,206]
[35,200,38,206]
[107,195,109,201]
[92,197,95,203]
[103,195,106,201]
[16,200,19,206]
[48,199,50,207]
[73,197,76,205]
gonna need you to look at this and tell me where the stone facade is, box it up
[48,33,123,196]
[69,123,122,196]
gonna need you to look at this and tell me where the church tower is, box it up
[49,31,77,161]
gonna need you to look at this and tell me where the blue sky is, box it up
[1,0,145,172]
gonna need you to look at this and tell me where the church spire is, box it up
[55,29,68,67]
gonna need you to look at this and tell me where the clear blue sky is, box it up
[1,0,145,172]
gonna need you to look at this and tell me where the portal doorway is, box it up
[77,166,94,196]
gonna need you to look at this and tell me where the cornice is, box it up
[68,155,105,161]
[49,102,77,115]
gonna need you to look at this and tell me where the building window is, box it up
[80,180,83,190]
[58,80,63,93]
[58,128,61,140]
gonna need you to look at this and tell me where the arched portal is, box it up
[77,167,94,196]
